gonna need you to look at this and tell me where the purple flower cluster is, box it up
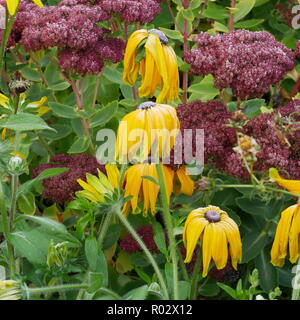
[174,100,239,173]
[32,154,105,205]
[184,30,295,99]
[120,225,159,254]
[175,99,300,181]
[100,0,161,24]
[244,100,300,179]
[296,41,300,59]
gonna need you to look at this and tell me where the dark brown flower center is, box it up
[148,29,168,45]
[205,210,221,223]
[137,101,156,110]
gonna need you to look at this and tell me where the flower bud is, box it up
[7,156,25,175]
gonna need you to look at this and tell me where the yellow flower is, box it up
[269,168,300,196]
[76,164,119,203]
[26,96,50,117]
[271,202,300,267]
[0,280,21,300]
[183,206,242,277]
[122,163,174,216]
[123,29,179,103]
[6,0,43,16]
[115,101,180,162]
[173,166,194,196]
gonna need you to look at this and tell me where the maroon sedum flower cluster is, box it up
[176,99,300,181]
[32,154,105,205]
[184,30,295,99]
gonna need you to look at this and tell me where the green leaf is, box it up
[90,101,118,128]
[255,247,278,292]
[17,215,81,246]
[102,66,123,85]
[48,102,78,119]
[235,19,264,28]
[202,2,229,20]
[48,81,70,91]
[17,192,36,215]
[0,113,55,132]
[20,67,41,82]
[87,272,104,293]
[243,99,265,118]
[123,285,148,300]
[213,21,229,33]
[178,281,191,300]
[102,224,121,250]
[236,196,284,220]
[217,282,237,299]
[85,237,108,286]
[234,0,256,22]
[40,124,72,141]
[67,136,89,154]
[242,231,270,263]
[159,28,183,40]
[199,280,221,297]
[165,262,173,294]
[152,221,167,255]
[188,75,219,102]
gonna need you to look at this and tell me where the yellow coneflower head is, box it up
[115,101,180,163]
[183,206,242,277]
[271,201,300,267]
[6,0,43,16]
[269,168,300,196]
[122,163,174,217]
[123,29,179,103]
[76,164,119,203]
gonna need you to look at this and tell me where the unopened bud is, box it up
[7,156,25,175]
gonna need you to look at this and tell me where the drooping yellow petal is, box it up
[289,202,300,264]
[183,217,208,263]
[174,166,194,196]
[202,223,215,277]
[270,204,296,267]
[269,168,300,195]
[157,45,179,103]
[123,30,148,86]
[221,218,242,270]
[212,223,228,270]
[6,0,19,16]
[105,164,120,189]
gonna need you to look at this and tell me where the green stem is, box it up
[216,184,300,198]
[190,249,202,300]
[8,174,18,277]
[97,212,111,248]
[0,9,17,77]
[177,246,189,282]
[156,163,179,300]
[25,283,89,297]
[292,257,300,300]
[113,205,169,300]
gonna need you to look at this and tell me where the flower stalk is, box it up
[156,162,179,300]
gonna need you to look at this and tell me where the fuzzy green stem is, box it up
[216,184,300,198]
[177,246,189,282]
[97,213,111,248]
[156,163,179,300]
[292,257,300,300]
[113,205,169,300]
[190,250,202,300]
[0,9,17,77]
[26,283,89,297]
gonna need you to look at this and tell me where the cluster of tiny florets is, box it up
[100,0,161,24]
[184,30,295,99]
[174,99,300,181]
[120,225,159,254]
[32,154,105,205]
[296,41,300,59]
